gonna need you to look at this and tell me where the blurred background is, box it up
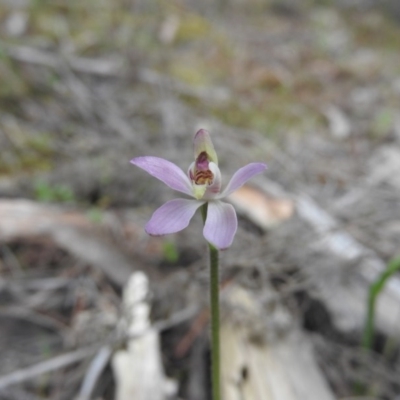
[1,0,400,399]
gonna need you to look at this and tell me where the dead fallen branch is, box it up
[0,199,133,285]
[230,176,400,338]
[295,193,400,335]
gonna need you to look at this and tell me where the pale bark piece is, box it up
[228,185,294,230]
[112,272,176,400]
[221,286,335,400]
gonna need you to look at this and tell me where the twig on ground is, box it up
[0,304,197,390]
[5,44,230,103]
[0,305,69,335]
[4,45,123,77]
[0,346,97,390]
[76,346,113,400]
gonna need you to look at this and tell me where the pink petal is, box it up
[203,201,237,250]
[221,163,267,198]
[145,199,204,236]
[131,157,193,196]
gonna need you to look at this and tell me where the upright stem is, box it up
[209,242,220,400]
[201,204,221,400]
[362,256,400,350]
[355,256,400,395]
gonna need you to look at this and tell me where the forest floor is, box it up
[0,1,400,399]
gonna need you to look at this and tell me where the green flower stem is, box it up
[209,242,220,400]
[362,256,400,350]
[201,204,221,400]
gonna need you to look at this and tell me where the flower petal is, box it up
[203,201,237,250]
[221,163,267,197]
[131,156,193,196]
[145,199,204,236]
[194,129,218,165]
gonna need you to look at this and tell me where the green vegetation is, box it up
[370,109,396,139]
[86,207,104,224]
[0,132,54,176]
[362,256,400,351]
[162,240,179,264]
[34,180,75,203]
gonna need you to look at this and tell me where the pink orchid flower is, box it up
[130,129,266,250]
